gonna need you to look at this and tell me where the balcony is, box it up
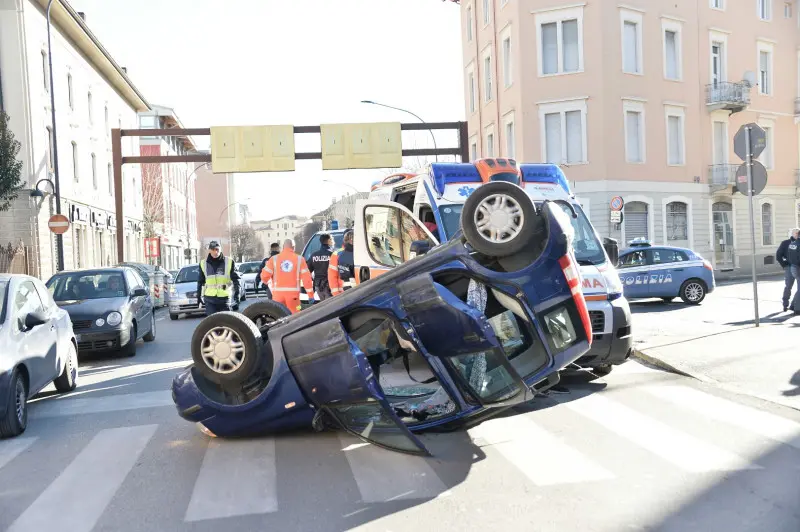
[705,82,750,113]
[708,164,738,190]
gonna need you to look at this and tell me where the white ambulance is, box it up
[359,159,633,375]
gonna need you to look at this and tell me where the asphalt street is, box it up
[1,297,799,532]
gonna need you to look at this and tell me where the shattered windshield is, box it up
[537,201,606,266]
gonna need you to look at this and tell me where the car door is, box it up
[11,280,56,393]
[647,249,689,297]
[353,199,439,284]
[32,278,66,378]
[616,249,650,298]
[124,269,147,336]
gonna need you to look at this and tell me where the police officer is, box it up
[309,233,334,300]
[329,229,355,296]
[786,228,800,314]
[197,241,241,315]
[777,228,799,312]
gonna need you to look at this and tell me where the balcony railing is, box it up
[705,82,751,112]
[708,164,738,187]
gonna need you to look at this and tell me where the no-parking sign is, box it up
[610,196,624,211]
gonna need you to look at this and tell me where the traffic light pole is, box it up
[745,125,760,327]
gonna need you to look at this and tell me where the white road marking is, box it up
[6,424,157,532]
[29,391,174,419]
[469,415,614,485]
[564,394,759,472]
[184,438,278,521]
[0,437,37,471]
[644,385,800,450]
[339,433,448,503]
[611,360,660,375]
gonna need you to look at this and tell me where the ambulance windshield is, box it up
[550,202,606,266]
[437,204,463,240]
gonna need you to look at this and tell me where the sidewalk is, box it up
[633,323,800,411]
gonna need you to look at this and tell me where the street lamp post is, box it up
[46,0,65,271]
[360,100,438,162]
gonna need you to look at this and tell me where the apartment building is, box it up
[0,0,147,278]
[138,105,200,270]
[252,215,309,251]
[462,0,800,274]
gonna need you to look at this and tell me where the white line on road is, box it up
[6,424,157,532]
[184,438,278,521]
[644,385,800,450]
[564,394,759,473]
[469,415,615,486]
[0,437,37,471]
[29,391,174,419]
[338,433,449,503]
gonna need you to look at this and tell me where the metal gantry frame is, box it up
[111,121,470,263]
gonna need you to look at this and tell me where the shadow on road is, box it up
[724,311,797,326]
[629,300,688,314]
[784,370,800,397]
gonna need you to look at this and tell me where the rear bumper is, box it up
[576,296,633,367]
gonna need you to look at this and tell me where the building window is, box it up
[91,153,97,189]
[758,47,772,95]
[67,74,74,109]
[666,202,688,241]
[87,92,93,124]
[757,124,774,169]
[624,106,645,163]
[624,201,650,241]
[761,203,773,245]
[485,127,495,157]
[104,105,109,134]
[470,138,478,161]
[785,2,792,18]
[467,6,473,41]
[482,0,490,25]
[710,40,726,86]
[505,119,515,159]
[621,13,643,74]
[539,14,582,76]
[46,127,54,171]
[540,100,587,164]
[467,70,476,113]
[663,22,682,81]
[107,163,113,193]
[502,35,512,87]
[483,53,492,102]
[711,0,723,9]
[71,142,78,181]
[758,0,771,20]
[42,51,49,92]
[666,107,685,165]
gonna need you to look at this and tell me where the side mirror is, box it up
[132,288,148,297]
[24,310,48,330]
[603,237,619,266]
[409,240,431,258]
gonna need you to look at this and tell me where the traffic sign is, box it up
[610,196,624,211]
[47,214,70,234]
[734,123,766,160]
[734,161,768,196]
[610,210,623,224]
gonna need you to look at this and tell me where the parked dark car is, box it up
[46,267,156,357]
[172,181,593,455]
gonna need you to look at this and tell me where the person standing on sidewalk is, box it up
[786,228,800,314]
[776,229,798,312]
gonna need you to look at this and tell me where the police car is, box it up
[616,239,715,304]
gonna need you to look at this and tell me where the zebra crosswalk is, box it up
[1,378,799,531]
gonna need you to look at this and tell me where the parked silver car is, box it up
[168,264,241,320]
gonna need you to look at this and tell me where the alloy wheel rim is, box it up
[14,379,25,424]
[200,326,246,374]
[69,345,77,384]
[473,193,524,244]
[685,283,703,301]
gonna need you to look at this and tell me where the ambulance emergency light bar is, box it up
[428,163,483,196]
[519,164,573,196]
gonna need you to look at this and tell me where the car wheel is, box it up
[461,181,537,258]
[170,313,179,321]
[143,313,156,342]
[122,324,137,357]
[54,342,79,393]
[679,279,706,305]
[242,299,292,329]
[191,312,263,387]
[592,364,613,377]
[241,292,247,301]
[0,370,27,438]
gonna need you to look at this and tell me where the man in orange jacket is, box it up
[260,239,314,313]
[329,229,356,296]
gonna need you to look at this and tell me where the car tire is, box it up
[54,342,79,393]
[592,364,613,377]
[0,370,27,438]
[191,311,263,387]
[242,299,292,329]
[461,181,537,258]
[241,292,247,301]
[143,313,156,342]
[679,279,706,305]
[122,324,137,357]
[170,313,179,321]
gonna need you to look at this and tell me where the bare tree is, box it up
[294,221,322,252]
[140,159,164,239]
[231,223,264,262]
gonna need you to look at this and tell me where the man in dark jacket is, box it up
[777,229,800,312]
[197,241,241,315]
[254,243,280,296]
[786,228,800,314]
[309,233,334,301]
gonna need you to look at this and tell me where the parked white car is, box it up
[0,274,78,437]
[238,260,263,293]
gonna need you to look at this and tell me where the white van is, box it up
[358,159,633,375]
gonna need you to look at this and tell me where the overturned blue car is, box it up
[171,181,593,455]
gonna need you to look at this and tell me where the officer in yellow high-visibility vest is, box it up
[197,241,241,316]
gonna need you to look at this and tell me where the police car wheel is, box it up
[242,300,292,329]
[679,279,706,305]
[191,311,263,387]
[461,181,536,258]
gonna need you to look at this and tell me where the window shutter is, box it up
[542,23,558,74]
[562,20,579,72]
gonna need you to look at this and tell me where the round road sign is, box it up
[48,214,70,235]
[610,196,624,211]
[734,161,768,196]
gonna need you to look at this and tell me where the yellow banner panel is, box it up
[210,125,295,173]
[320,122,402,170]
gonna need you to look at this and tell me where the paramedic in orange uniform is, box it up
[328,230,356,296]
[260,239,314,313]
